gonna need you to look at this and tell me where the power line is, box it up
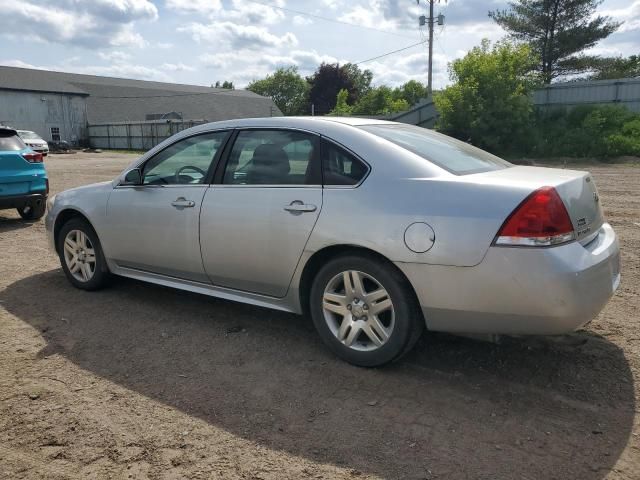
[91,42,428,99]
[89,40,428,99]
[245,0,416,39]
[354,41,427,65]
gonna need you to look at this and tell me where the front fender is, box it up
[45,182,113,254]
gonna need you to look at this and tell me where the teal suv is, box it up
[0,127,48,220]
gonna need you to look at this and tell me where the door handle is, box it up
[284,201,317,213]
[171,197,195,208]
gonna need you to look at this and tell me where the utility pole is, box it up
[418,0,444,96]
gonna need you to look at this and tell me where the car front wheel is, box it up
[310,254,423,367]
[57,218,111,290]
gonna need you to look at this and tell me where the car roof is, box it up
[184,116,399,136]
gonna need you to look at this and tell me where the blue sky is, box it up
[0,0,638,89]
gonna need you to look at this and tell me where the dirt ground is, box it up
[1,152,638,480]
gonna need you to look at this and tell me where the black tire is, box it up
[17,200,46,220]
[56,217,111,291]
[309,254,424,367]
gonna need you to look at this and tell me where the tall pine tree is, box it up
[489,0,620,83]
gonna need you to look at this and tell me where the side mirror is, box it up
[122,168,142,186]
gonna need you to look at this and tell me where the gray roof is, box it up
[0,66,282,122]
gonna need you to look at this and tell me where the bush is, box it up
[529,105,640,159]
[606,119,640,157]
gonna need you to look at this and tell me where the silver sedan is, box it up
[45,117,621,366]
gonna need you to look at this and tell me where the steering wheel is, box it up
[175,165,207,183]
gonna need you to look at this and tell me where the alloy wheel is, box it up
[63,229,96,282]
[322,270,395,352]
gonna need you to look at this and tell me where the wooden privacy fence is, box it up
[87,119,206,150]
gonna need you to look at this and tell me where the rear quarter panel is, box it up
[0,149,47,196]
[308,174,530,267]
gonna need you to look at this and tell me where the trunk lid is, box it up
[467,166,604,244]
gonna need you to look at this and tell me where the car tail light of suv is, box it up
[22,152,43,163]
[494,186,575,247]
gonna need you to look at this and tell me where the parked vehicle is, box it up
[0,126,48,220]
[45,118,620,366]
[17,130,49,156]
[49,140,72,153]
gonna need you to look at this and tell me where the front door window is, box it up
[143,131,228,185]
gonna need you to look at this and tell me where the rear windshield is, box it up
[359,124,512,175]
[0,131,26,151]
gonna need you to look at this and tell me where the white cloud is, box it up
[71,64,172,81]
[1,58,172,82]
[221,0,285,25]
[340,0,420,30]
[161,62,196,72]
[0,0,156,48]
[110,26,148,48]
[293,15,313,26]
[167,0,284,25]
[200,52,239,69]
[259,50,340,72]
[98,51,132,62]
[0,59,42,69]
[340,5,396,30]
[322,0,341,9]
[601,0,640,32]
[165,0,222,14]
[180,21,297,49]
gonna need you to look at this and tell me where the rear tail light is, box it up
[45,178,50,195]
[22,152,43,163]
[495,186,575,247]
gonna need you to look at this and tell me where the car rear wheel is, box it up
[57,218,111,290]
[17,200,46,220]
[310,254,423,367]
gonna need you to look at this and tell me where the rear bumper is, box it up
[397,223,620,335]
[0,192,47,210]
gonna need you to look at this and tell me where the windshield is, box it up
[359,124,512,175]
[18,131,41,140]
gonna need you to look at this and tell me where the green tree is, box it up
[353,86,409,115]
[246,67,309,116]
[307,63,355,115]
[393,80,428,107]
[331,86,409,116]
[214,80,235,89]
[342,63,374,101]
[490,0,620,83]
[434,39,539,155]
[589,54,640,80]
[331,89,353,116]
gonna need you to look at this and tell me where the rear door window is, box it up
[222,129,320,185]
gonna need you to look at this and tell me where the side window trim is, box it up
[320,136,371,189]
[117,129,232,188]
[213,127,322,187]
